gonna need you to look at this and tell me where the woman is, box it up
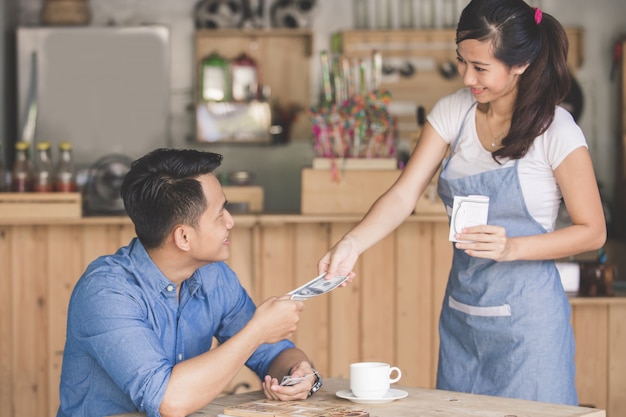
[318,0,606,405]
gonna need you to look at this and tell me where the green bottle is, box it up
[200,51,231,102]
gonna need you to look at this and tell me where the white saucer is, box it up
[336,388,408,404]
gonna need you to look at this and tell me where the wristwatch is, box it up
[308,369,323,398]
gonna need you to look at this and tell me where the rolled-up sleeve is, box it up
[69,274,172,417]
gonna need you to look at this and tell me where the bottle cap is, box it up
[59,141,73,151]
[15,141,30,151]
[36,141,51,151]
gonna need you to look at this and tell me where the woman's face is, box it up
[456,39,527,105]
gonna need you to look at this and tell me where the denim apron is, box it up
[435,103,578,405]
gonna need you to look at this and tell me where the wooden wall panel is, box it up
[12,226,49,417]
[573,304,608,410]
[227,225,256,295]
[0,226,14,417]
[2,217,624,417]
[360,233,396,363]
[327,222,361,378]
[292,223,332,372]
[396,222,435,388]
[47,226,84,415]
[258,224,295,300]
[608,303,626,417]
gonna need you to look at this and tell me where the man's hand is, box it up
[262,361,316,401]
[249,295,304,345]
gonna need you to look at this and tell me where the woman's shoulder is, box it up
[435,88,475,109]
[530,106,587,167]
[429,88,476,122]
[544,106,586,140]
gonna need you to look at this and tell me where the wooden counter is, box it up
[113,378,605,417]
[1,214,624,417]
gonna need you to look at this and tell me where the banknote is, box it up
[288,272,349,301]
[280,373,314,386]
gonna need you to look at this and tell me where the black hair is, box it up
[457,0,571,160]
[120,148,223,249]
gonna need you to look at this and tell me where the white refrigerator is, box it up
[16,26,171,168]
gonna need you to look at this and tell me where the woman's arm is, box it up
[456,146,606,261]
[319,122,450,278]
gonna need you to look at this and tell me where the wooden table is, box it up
[113,378,605,417]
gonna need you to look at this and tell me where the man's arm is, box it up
[262,348,319,401]
[160,296,305,417]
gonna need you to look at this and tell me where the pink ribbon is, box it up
[533,7,543,25]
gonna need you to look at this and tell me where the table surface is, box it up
[112,377,605,417]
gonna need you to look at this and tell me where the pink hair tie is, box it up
[533,7,543,25]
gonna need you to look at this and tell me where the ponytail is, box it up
[497,12,571,160]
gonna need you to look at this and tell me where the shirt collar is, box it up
[127,237,203,297]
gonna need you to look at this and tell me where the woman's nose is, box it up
[462,67,476,86]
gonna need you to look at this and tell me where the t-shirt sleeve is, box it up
[427,88,476,145]
[545,106,589,170]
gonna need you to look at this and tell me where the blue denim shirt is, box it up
[57,238,294,417]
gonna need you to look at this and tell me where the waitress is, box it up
[316,0,606,405]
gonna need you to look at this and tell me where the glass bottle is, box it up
[200,51,231,102]
[11,140,33,192]
[55,141,77,192]
[231,53,259,102]
[33,141,55,192]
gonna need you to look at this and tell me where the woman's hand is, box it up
[318,237,359,283]
[454,224,513,261]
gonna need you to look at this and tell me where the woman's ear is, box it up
[514,62,530,75]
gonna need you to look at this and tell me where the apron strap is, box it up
[442,101,478,171]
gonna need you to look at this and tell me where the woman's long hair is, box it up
[456,0,571,160]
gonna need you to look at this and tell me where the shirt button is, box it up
[166,285,175,292]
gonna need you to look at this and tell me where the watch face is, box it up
[308,370,323,397]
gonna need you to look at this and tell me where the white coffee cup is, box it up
[350,362,402,398]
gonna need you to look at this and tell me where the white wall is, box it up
[15,0,626,213]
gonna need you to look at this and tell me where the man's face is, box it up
[186,173,235,263]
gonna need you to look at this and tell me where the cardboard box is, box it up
[0,192,82,219]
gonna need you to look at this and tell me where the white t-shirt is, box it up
[428,88,587,232]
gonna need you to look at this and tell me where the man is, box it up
[57,148,321,417]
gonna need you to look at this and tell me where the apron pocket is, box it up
[448,295,511,317]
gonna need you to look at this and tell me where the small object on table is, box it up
[222,398,368,417]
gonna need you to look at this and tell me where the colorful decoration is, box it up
[309,51,396,163]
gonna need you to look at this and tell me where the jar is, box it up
[55,141,77,192]
[11,141,33,192]
[33,141,55,192]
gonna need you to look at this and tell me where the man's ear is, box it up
[173,225,191,251]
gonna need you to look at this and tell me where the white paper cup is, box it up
[350,362,402,398]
